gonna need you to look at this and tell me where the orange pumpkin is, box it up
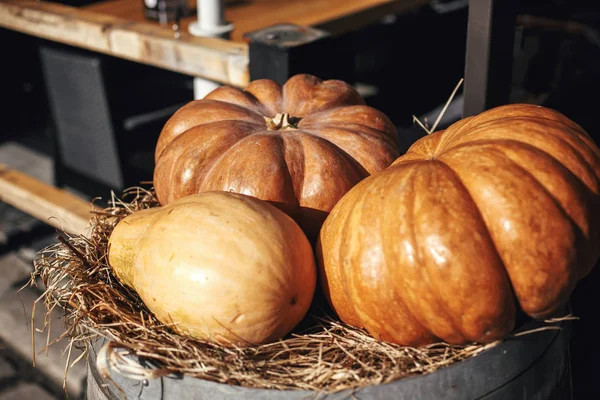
[153,74,399,240]
[317,104,600,346]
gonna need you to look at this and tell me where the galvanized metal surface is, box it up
[87,317,571,400]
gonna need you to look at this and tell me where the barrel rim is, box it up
[87,314,571,399]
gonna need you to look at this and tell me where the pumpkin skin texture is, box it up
[153,74,399,240]
[317,104,600,347]
[108,191,317,347]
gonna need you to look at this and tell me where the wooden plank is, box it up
[85,0,430,43]
[0,0,249,86]
[314,0,430,35]
[0,164,93,237]
[226,0,430,41]
[0,0,426,84]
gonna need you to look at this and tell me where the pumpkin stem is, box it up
[265,113,301,130]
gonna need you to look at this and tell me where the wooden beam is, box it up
[314,0,430,36]
[0,164,93,237]
[0,0,249,87]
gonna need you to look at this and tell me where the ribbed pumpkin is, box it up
[108,191,316,347]
[317,104,600,346]
[153,74,399,240]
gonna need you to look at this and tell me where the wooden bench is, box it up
[0,164,93,237]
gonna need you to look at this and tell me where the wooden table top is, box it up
[0,0,428,86]
[85,0,430,43]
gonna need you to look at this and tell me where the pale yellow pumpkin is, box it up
[108,191,317,347]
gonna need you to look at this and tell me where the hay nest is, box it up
[29,187,573,394]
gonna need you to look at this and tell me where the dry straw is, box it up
[28,187,574,394]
